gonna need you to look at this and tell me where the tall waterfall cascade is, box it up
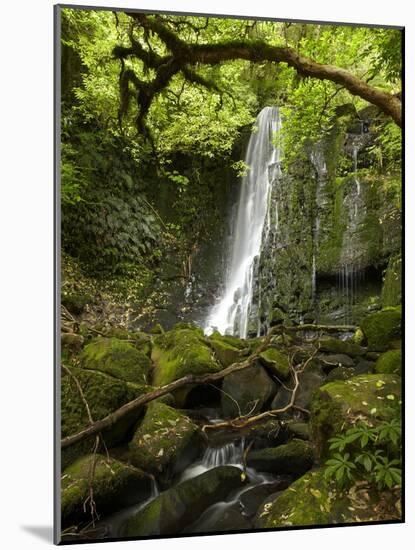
[204,106,282,337]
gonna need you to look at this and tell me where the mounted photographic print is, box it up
[54,3,404,544]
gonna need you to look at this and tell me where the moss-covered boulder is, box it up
[61,454,152,527]
[326,366,357,382]
[247,439,313,476]
[259,347,290,379]
[129,402,200,476]
[208,331,249,367]
[285,422,310,441]
[121,466,246,537]
[375,349,402,375]
[310,373,401,460]
[255,467,398,528]
[319,353,354,370]
[151,329,222,399]
[221,364,277,418]
[360,307,401,351]
[61,366,151,468]
[318,337,364,357]
[81,337,151,384]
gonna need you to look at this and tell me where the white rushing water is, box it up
[204,106,282,337]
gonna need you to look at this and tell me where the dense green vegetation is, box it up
[59,8,402,543]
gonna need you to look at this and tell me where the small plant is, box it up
[324,418,401,491]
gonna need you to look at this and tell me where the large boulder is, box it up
[61,454,152,527]
[360,307,401,351]
[151,328,223,404]
[375,349,402,375]
[129,402,200,476]
[270,369,325,416]
[255,467,400,528]
[259,347,290,379]
[317,337,364,357]
[61,366,150,468]
[247,439,313,476]
[221,363,277,418]
[208,331,250,367]
[121,466,246,536]
[310,373,401,460]
[81,337,151,384]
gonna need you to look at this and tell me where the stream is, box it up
[98,423,290,537]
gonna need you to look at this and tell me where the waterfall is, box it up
[202,440,244,468]
[204,106,282,337]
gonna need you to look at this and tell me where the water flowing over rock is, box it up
[204,106,282,337]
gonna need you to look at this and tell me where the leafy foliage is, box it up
[324,418,402,491]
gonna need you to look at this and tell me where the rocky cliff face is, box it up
[245,114,401,334]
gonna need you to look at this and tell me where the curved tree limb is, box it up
[117,13,401,127]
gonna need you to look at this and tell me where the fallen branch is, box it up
[61,327,280,449]
[201,347,318,432]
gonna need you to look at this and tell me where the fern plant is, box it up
[324,418,402,491]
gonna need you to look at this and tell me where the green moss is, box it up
[255,468,361,528]
[151,328,222,387]
[375,349,402,375]
[259,347,290,379]
[310,373,401,460]
[360,306,401,351]
[247,439,314,475]
[208,332,249,367]
[352,327,365,345]
[61,333,84,354]
[129,402,199,474]
[318,336,363,357]
[61,366,151,468]
[81,337,151,384]
[61,454,151,527]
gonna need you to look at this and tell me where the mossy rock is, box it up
[121,466,246,537]
[318,337,364,357]
[239,417,283,446]
[285,422,310,440]
[247,439,313,476]
[62,292,92,315]
[310,373,401,460]
[271,370,325,418]
[61,366,151,468]
[326,366,357,383]
[81,337,151,384]
[360,307,401,351]
[352,327,365,345]
[259,347,290,379]
[319,353,355,372]
[221,363,277,418]
[208,332,248,367]
[129,402,200,476]
[61,454,152,528]
[255,468,389,528]
[151,328,223,404]
[375,349,402,375]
